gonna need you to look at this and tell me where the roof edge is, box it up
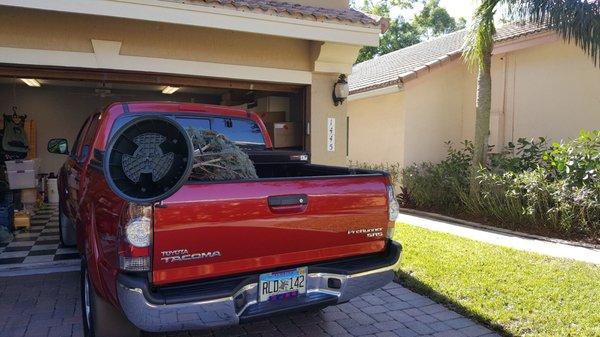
[350,25,553,95]
[349,50,462,95]
[0,0,382,46]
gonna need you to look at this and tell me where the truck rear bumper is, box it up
[117,241,402,332]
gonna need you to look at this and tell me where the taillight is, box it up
[118,204,152,272]
[387,185,400,238]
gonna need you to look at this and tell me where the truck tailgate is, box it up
[152,176,390,285]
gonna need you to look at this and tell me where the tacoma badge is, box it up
[161,249,221,263]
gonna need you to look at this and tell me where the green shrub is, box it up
[544,130,600,187]
[400,131,600,241]
[400,141,472,212]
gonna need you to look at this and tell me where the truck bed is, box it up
[190,162,380,181]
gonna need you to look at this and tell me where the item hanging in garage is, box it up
[186,128,258,181]
[2,107,29,160]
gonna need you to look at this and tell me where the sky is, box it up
[391,0,478,25]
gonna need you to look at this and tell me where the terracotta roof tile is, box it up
[160,0,383,28]
[349,22,548,94]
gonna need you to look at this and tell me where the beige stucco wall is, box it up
[402,60,471,166]
[347,92,405,165]
[309,73,349,166]
[0,7,312,71]
[498,40,600,144]
[349,37,600,168]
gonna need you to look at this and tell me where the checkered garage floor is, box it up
[0,206,80,266]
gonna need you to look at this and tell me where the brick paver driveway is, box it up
[0,272,499,337]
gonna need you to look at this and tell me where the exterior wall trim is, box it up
[493,31,558,55]
[0,0,380,47]
[348,84,403,101]
[0,40,313,85]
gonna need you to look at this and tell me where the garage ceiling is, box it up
[0,77,228,95]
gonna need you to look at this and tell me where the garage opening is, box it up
[0,67,307,270]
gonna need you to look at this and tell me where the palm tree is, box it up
[463,0,599,178]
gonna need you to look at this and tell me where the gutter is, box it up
[348,83,404,101]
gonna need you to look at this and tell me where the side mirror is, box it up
[47,138,69,155]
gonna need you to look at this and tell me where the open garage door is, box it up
[0,65,308,175]
[0,65,307,270]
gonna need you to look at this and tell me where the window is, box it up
[78,114,101,162]
[176,117,211,132]
[110,115,266,148]
[211,117,265,145]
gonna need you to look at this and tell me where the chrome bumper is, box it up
[117,242,402,332]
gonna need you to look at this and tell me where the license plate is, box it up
[259,267,307,302]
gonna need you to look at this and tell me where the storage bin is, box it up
[13,212,30,231]
[5,159,39,172]
[47,178,59,204]
[7,170,37,189]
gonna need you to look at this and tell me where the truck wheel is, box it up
[59,204,76,247]
[81,260,141,337]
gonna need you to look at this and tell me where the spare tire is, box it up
[103,116,193,204]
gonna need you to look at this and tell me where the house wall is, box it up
[347,91,405,165]
[0,7,313,72]
[349,36,600,169]
[401,60,469,166]
[498,40,600,144]
[309,73,349,166]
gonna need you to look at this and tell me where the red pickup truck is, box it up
[47,102,401,337]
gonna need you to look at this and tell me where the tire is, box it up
[81,260,141,337]
[58,203,76,247]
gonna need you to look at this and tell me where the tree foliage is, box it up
[413,0,467,39]
[356,18,422,63]
[353,0,466,63]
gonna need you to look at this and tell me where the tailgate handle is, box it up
[268,194,308,207]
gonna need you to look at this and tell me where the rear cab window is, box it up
[110,114,267,150]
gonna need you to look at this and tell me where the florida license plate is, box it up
[259,267,307,302]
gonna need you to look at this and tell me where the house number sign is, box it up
[327,117,335,152]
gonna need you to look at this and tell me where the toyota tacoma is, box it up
[48,102,402,337]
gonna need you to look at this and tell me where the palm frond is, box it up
[463,0,502,71]
[508,0,600,66]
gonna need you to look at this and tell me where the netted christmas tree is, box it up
[186,128,258,181]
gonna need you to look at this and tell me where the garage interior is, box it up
[0,67,307,268]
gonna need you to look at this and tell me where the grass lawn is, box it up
[394,224,600,337]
